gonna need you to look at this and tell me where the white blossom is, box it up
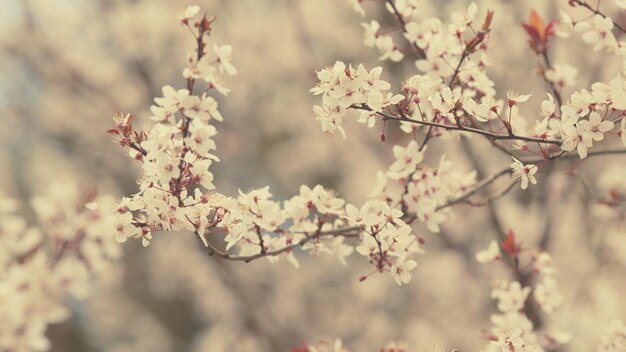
[511,158,538,190]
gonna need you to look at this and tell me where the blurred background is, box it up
[1,0,625,351]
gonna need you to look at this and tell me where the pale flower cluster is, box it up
[577,15,619,52]
[111,9,236,248]
[348,200,421,285]
[540,77,626,158]
[311,61,403,138]
[216,184,355,269]
[349,0,626,165]
[339,2,511,144]
[360,0,421,62]
[0,183,122,352]
[112,8,426,286]
[370,140,477,234]
[4,1,626,350]
[479,328,539,352]
[506,78,626,160]
[401,3,495,93]
[104,2,626,351]
[475,239,569,351]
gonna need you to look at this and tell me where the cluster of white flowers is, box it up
[391,3,494,92]
[370,140,477,233]
[109,9,235,248]
[216,185,356,269]
[192,179,422,285]
[103,2,626,351]
[310,60,494,141]
[179,7,236,95]
[539,77,626,159]
[150,86,223,124]
[301,318,626,352]
[491,280,532,313]
[0,182,122,351]
[324,3,533,148]
[577,15,619,52]
[343,0,626,166]
[556,4,626,53]
[110,8,428,286]
[311,61,403,138]
[475,237,569,351]
[545,5,626,159]
[499,76,626,160]
[348,200,421,285]
[5,1,626,351]
[362,20,403,62]
[479,328,540,352]
[359,0,423,62]
[121,132,425,283]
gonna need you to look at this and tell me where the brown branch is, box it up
[463,180,517,207]
[437,168,512,210]
[540,51,563,108]
[254,224,266,254]
[418,13,483,150]
[571,0,626,33]
[448,46,471,89]
[174,18,213,205]
[352,104,563,145]
[438,148,626,210]
[385,0,427,59]
[523,148,626,164]
[195,225,361,263]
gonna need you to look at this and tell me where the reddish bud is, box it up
[482,9,495,31]
[199,15,216,34]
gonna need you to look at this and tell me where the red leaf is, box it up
[528,10,545,39]
[545,21,557,40]
[500,230,521,258]
[522,10,558,53]
[521,24,541,41]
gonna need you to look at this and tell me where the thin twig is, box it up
[195,225,361,263]
[572,0,626,33]
[540,51,563,108]
[353,104,563,145]
[385,0,427,59]
[437,169,512,210]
